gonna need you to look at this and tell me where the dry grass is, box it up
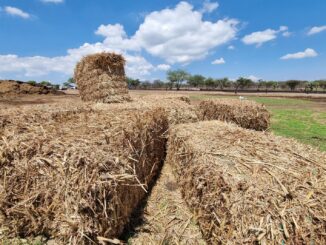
[196,99,270,131]
[74,52,131,103]
[0,80,63,97]
[93,95,198,125]
[0,104,168,244]
[167,120,326,244]
[0,95,200,244]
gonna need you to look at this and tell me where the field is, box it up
[1,90,325,152]
[0,90,325,244]
[132,90,326,151]
[188,93,326,151]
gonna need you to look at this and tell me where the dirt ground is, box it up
[0,89,325,109]
[127,163,206,244]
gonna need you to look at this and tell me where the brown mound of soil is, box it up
[0,80,64,96]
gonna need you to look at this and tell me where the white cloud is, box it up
[247,75,259,82]
[281,48,318,60]
[242,26,288,46]
[201,1,219,13]
[279,26,288,32]
[95,24,140,51]
[0,1,239,80]
[133,1,238,63]
[242,29,277,46]
[0,24,154,79]
[0,23,152,79]
[4,6,30,19]
[156,64,171,71]
[40,0,64,3]
[228,45,235,50]
[307,26,326,35]
[282,31,291,37]
[212,57,225,65]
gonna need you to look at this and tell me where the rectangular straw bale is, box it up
[196,99,270,130]
[167,120,326,244]
[74,52,131,103]
[0,105,168,244]
[93,94,198,125]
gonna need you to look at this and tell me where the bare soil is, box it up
[127,164,206,245]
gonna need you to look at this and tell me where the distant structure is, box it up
[74,52,131,103]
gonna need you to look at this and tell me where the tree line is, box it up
[26,78,76,90]
[127,69,326,93]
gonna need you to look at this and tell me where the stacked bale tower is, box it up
[74,52,131,103]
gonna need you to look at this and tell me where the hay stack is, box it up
[74,52,131,103]
[0,106,168,244]
[196,99,270,131]
[167,120,326,244]
[93,94,198,125]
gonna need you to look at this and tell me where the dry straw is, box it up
[167,120,326,244]
[74,52,131,103]
[0,80,63,96]
[92,94,198,125]
[0,95,198,244]
[196,99,270,131]
[0,105,168,244]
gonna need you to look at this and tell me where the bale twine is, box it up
[74,52,131,103]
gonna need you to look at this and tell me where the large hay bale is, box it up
[74,52,131,103]
[196,99,270,131]
[167,120,326,244]
[0,106,168,244]
[93,94,198,125]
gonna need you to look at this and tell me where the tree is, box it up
[166,81,173,90]
[313,80,326,91]
[319,80,326,91]
[234,77,253,94]
[126,77,140,89]
[304,82,315,93]
[188,75,205,88]
[152,79,165,88]
[167,69,189,90]
[257,80,266,91]
[40,81,52,87]
[270,81,279,90]
[27,80,37,86]
[67,77,75,84]
[216,78,229,90]
[140,81,151,89]
[286,80,301,91]
[204,77,216,88]
[264,81,276,93]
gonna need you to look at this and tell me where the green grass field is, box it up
[189,94,326,151]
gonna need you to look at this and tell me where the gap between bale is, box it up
[166,120,326,244]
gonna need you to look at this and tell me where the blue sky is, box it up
[0,0,326,84]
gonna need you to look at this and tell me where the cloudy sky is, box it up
[0,0,325,83]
